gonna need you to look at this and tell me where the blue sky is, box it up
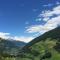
[0,0,60,42]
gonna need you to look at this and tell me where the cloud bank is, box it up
[26,2,60,35]
[0,32,33,43]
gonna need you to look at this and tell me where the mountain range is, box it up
[0,38,26,57]
[0,27,60,60]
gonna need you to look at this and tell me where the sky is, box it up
[0,0,60,43]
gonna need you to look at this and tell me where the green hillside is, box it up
[0,27,60,60]
[21,27,60,60]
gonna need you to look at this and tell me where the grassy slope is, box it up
[21,27,60,60]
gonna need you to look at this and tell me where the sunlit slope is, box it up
[21,27,60,60]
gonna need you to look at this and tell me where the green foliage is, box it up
[21,27,60,60]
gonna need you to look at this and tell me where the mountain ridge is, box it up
[23,27,60,49]
[20,26,60,60]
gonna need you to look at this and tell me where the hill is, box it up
[20,27,60,60]
[0,27,60,60]
[0,38,26,58]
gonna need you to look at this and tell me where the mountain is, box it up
[0,38,26,57]
[0,27,60,60]
[20,27,60,60]
[23,27,60,48]
[8,39,26,47]
[0,38,26,47]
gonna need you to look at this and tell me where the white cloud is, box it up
[26,22,56,34]
[38,5,60,22]
[26,4,60,35]
[0,32,34,43]
[14,36,34,43]
[26,25,43,33]
[0,32,11,39]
